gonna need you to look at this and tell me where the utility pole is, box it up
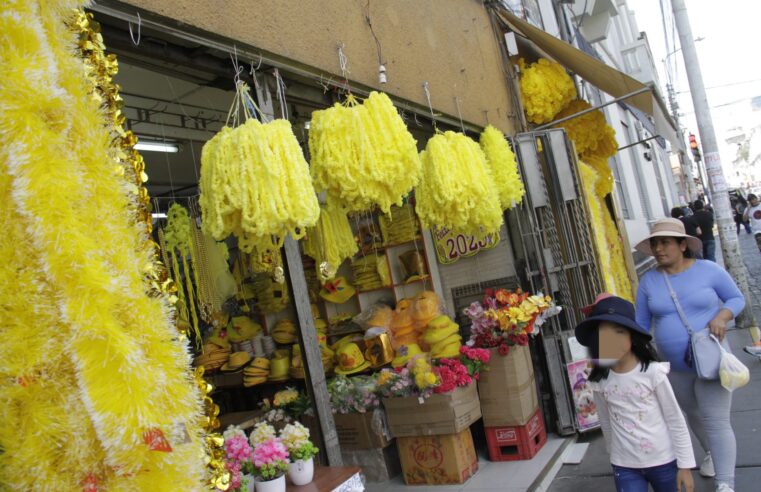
[671,0,759,338]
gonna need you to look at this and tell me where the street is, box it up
[549,231,761,492]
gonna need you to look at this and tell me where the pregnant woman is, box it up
[634,218,744,492]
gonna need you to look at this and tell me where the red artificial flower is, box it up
[498,343,510,356]
[495,289,511,306]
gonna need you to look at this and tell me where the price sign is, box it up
[432,226,500,265]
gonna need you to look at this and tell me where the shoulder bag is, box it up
[661,270,721,380]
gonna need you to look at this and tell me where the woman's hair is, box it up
[587,324,660,382]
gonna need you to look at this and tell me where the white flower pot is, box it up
[255,474,285,492]
[288,457,315,486]
[243,474,255,492]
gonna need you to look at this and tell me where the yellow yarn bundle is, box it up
[519,58,577,124]
[554,100,618,160]
[416,131,503,237]
[303,203,359,282]
[309,92,422,213]
[199,117,320,250]
[165,204,202,344]
[0,1,205,491]
[479,125,525,209]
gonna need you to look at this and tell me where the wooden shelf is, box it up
[356,284,394,295]
[382,236,423,249]
[393,275,430,288]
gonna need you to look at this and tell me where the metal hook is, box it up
[128,12,141,46]
[413,112,423,127]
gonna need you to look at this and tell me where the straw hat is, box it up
[334,343,371,375]
[634,218,703,256]
[220,351,252,372]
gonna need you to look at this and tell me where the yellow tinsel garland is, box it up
[309,92,422,213]
[554,99,618,160]
[199,114,320,249]
[519,58,577,124]
[302,203,359,282]
[479,125,525,209]
[0,2,206,490]
[416,131,503,236]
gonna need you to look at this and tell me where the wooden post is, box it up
[282,235,342,465]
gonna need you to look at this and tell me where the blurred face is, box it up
[597,322,631,367]
[750,197,759,207]
[650,236,686,267]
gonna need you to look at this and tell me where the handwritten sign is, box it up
[432,226,500,265]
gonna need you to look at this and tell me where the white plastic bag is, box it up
[714,336,750,391]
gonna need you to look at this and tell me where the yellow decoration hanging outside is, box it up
[302,203,359,283]
[479,125,525,209]
[554,99,618,160]
[0,2,205,490]
[416,131,503,237]
[519,58,577,124]
[309,91,422,213]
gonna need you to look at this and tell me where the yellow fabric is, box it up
[0,1,204,489]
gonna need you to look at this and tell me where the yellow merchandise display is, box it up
[416,131,503,237]
[302,203,358,282]
[519,58,577,124]
[309,92,422,213]
[0,2,207,490]
[553,100,618,160]
[479,125,526,209]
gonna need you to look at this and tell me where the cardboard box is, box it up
[382,383,481,437]
[334,409,393,449]
[341,442,402,482]
[396,427,478,485]
[478,345,539,426]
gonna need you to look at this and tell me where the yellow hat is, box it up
[319,277,356,304]
[228,316,262,342]
[364,333,394,368]
[334,343,371,375]
[330,334,361,352]
[413,291,440,322]
[269,353,291,381]
[314,319,328,332]
[220,351,252,372]
[392,343,425,368]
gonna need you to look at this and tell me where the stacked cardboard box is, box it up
[478,345,538,426]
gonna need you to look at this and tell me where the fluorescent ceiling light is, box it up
[151,213,168,219]
[135,141,180,153]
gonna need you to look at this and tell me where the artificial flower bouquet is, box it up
[222,426,255,492]
[464,288,557,356]
[249,422,290,482]
[279,422,319,462]
[328,375,381,414]
[258,388,313,427]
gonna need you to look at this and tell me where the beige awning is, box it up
[497,10,680,148]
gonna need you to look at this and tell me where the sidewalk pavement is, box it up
[548,232,761,492]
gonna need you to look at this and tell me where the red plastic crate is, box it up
[484,407,547,461]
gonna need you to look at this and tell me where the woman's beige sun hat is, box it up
[635,218,703,256]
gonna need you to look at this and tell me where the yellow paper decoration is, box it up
[199,116,320,249]
[519,58,577,124]
[0,2,205,490]
[309,92,422,213]
[416,131,503,237]
[302,203,359,282]
[479,125,525,209]
[586,154,614,197]
[554,99,618,160]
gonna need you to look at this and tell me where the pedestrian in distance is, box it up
[635,218,745,492]
[732,196,751,235]
[691,200,716,262]
[574,295,695,492]
[742,193,761,252]
[671,206,702,239]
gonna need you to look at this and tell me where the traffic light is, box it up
[689,133,701,162]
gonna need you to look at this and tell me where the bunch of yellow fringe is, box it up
[309,92,421,213]
[199,115,320,250]
[519,58,577,124]
[479,125,525,209]
[0,1,206,490]
[416,131,503,237]
[302,203,359,283]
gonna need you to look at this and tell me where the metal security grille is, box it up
[511,129,603,436]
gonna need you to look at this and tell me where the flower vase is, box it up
[243,474,255,492]
[255,474,285,492]
[287,457,314,486]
